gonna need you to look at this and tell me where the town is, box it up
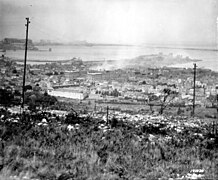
[1,53,218,179]
[0,53,217,119]
[1,0,218,179]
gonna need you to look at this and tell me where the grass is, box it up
[0,111,218,179]
[54,98,218,121]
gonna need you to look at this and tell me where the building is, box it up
[48,89,85,100]
[87,72,103,81]
[30,68,41,75]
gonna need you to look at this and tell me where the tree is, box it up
[32,93,57,111]
[14,89,21,96]
[24,85,32,92]
[12,69,17,74]
[27,94,37,111]
[145,94,159,113]
[207,94,218,113]
[159,88,179,114]
[0,88,14,109]
[207,94,217,107]
[54,71,59,75]
[25,91,57,112]
[111,89,120,97]
[177,105,184,115]
[146,89,179,114]
[40,93,57,109]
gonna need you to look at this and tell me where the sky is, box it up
[0,0,218,45]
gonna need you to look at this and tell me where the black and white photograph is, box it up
[0,0,218,179]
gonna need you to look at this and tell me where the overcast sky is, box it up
[0,0,218,45]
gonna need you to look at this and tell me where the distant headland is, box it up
[0,38,38,51]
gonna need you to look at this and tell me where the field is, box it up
[0,108,218,180]
[55,97,218,120]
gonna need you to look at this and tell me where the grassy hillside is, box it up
[0,110,217,179]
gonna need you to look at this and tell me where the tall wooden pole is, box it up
[192,63,197,116]
[22,18,30,109]
[106,105,109,125]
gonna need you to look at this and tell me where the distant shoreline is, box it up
[35,44,218,52]
[11,54,206,71]
[143,46,218,52]
[10,56,202,64]
[8,56,218,72]
[4,45,217,72]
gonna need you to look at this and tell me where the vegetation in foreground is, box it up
[0,109,218,180]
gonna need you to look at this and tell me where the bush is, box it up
[0,110,217,179]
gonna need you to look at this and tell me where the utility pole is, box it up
[192,63,197,116]
[106,106,109,125]
[22,18,30,109]
[94,101,96,112]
